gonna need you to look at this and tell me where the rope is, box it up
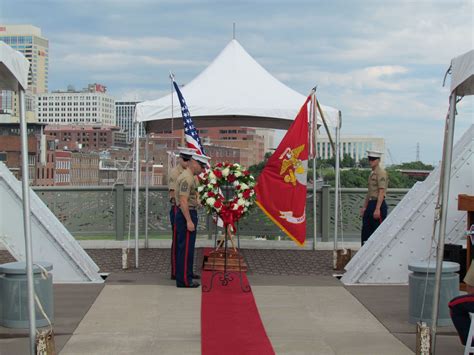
[418,105,451,322]
[126,136,138,251]
[33,263,56,355]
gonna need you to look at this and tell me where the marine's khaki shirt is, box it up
[367,165,388,199]
[168,164,184,191]
[176,168,198,208]
[465,264,474,286]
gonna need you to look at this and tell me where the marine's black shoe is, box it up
[177,282,200,288]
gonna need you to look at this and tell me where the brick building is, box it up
[0,123,43,182]
[35,149,55,186]
[168,126,265,167]
[71,151,100,186]
[53,151,72,186]
[45,125,128,151]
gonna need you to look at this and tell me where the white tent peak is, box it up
[450,49,474,96]
[183,38,305,107]
[0,41,29,91]
[136,39,339,129]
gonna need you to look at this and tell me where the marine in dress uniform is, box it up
[168,147,194,280]
[175,152,210,288]
[360,150,388,245]
[449,264,474,346]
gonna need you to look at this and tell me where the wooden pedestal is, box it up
[333,248,353,271]
[459,194,474,291]
[203,249,248,272]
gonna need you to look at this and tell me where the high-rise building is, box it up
[115,101,144,142]
[0,24,49,94]
[36,84,116,126]
[0,25,48,123]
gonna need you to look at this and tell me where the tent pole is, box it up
[145,132,149,249]
[134,121,140,267]
[334,111,342,251]
[312,93,317,250]
[431,92,457,351]
[19,86,36,355]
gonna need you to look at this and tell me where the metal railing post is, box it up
[115,183,125,240]
[321,185,331,242]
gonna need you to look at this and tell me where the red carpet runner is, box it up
[201,259,275,354]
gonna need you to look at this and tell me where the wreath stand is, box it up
[203,186,250,293]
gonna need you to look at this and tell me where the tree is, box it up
[393,161,434,170]
[248,151,272,178]
[358,158,370,168]
[340,169,370,187]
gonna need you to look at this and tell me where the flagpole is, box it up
[145,132,149,249]
[334,111,342,251]
[311,92,317,251]
[134,119,140,268]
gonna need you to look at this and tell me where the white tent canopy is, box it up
[450,49,474,96]
[0,41,29,91]
[136,39,339,131]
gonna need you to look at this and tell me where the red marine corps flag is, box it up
[255,95,312,246]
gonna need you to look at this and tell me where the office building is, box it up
[0,24,49,94]
[317,135,386,163]
[115,101,144,142]
[36,84,115,126]
[0,24,48,122]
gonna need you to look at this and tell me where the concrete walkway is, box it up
[253,285,412,354]
[60,279,413,355]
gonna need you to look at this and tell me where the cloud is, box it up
[51,33,183,52]
[276,65,414,92]
[7,0,472,164]
[115,87,169,101]
[55,52,207,71]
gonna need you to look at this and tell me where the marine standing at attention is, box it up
[168,147,195,280]
[360,150,388,245]
[175,152,210,288]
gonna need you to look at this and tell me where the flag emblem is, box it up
[279,144,307,186]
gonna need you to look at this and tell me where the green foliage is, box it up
[358,158,370,168]
[392,161,434,170]
[340,154,356,168]
[385,168,413,188]
[340,169,370,187]
[250,152,432,189]
[248,151,272,178]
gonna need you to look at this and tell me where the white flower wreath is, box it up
[198,162,256,227]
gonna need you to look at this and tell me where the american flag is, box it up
[171,75,205,155]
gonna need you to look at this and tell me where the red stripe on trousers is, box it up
[184,230,190,287]
[171,206,177,276]
[449,296,474,308]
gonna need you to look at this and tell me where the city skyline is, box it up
[1,0,472,164]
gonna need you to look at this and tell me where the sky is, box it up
[1,0,473,165]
